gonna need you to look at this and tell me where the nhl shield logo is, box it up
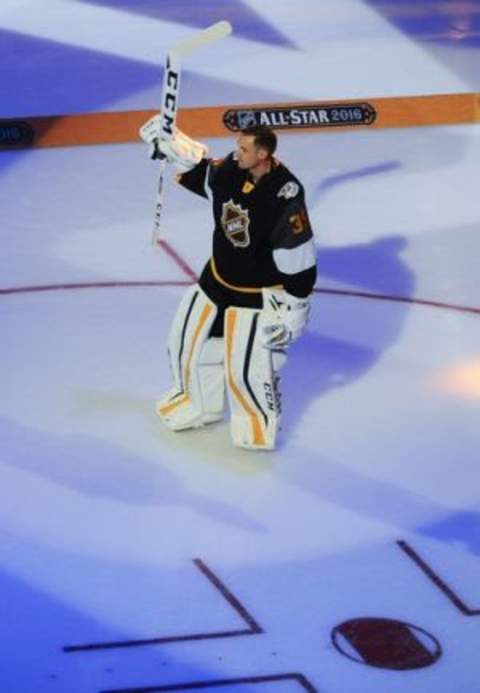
[221,200,251,248]
[237,110,256,129]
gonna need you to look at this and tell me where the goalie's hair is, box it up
[241,125,277,156]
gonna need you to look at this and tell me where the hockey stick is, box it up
[151,20,232,245]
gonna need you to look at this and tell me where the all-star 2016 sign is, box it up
[223,103,377,131]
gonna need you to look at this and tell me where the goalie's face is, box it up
[235,134,268,171]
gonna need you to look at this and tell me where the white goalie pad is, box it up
[156,285,224,430]
[224,307,283,450]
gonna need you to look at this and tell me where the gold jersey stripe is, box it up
[210,257,282,294]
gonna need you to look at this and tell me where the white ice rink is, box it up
[1,2,480,692]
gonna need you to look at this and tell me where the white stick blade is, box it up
[173,20,232,59]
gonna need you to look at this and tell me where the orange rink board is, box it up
[1,92,480,149]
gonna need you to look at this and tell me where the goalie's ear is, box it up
[256,145,270,163]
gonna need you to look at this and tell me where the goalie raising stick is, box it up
[140,30,317,451]
[141,20,232,244]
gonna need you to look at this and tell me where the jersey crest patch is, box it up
[242,180,255,194]
[277,181,299,199]
[221,200,251,248]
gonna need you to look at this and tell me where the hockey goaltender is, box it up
[140,118,317,450]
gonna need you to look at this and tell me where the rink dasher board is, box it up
[1,92,480,150]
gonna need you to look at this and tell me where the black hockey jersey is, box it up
[178,153,317,307]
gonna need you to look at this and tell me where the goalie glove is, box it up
[139,114,208,172]
[260,288,311,349]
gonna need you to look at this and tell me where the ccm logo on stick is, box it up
[161,57,179,138]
